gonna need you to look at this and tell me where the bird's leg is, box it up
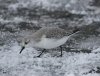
[60,46,63,57]
[58,46,63,57]
[37,49,46,57]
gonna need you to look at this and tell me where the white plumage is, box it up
[19,27,79,57]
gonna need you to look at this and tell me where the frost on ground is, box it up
[0,0,100,76]
[0,28,100,76]
[0,41,100,76]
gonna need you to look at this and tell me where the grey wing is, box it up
[33,27,69,40]
[45,28,68,39]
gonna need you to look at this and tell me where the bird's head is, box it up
[19,38,30,54]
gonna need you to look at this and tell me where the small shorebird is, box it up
[19,27,79,57]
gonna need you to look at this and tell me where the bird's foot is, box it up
[57,54,63,57]
[36,55,41,58]
[33,55,41,58]
[33,49,46,58]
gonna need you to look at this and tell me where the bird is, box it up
[19,27,79,57]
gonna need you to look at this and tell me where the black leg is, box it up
[60,46,63,57]
[58,46,63,57]
[37,49,46,57]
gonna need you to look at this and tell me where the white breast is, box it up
[34,36,69,49]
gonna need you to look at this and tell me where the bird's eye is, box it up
[25,42,28,44]
[25,39,30,44]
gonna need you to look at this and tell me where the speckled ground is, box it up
[0,0,100,76]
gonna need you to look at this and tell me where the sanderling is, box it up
[19,27,79,57]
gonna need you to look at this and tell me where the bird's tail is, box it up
[67,31,80,39]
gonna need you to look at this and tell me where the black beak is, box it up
[19,46,25,54]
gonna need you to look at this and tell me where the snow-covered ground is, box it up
[0,0,100,76]
[0,40,100,76]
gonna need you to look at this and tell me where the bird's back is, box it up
[32,27,68,41]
